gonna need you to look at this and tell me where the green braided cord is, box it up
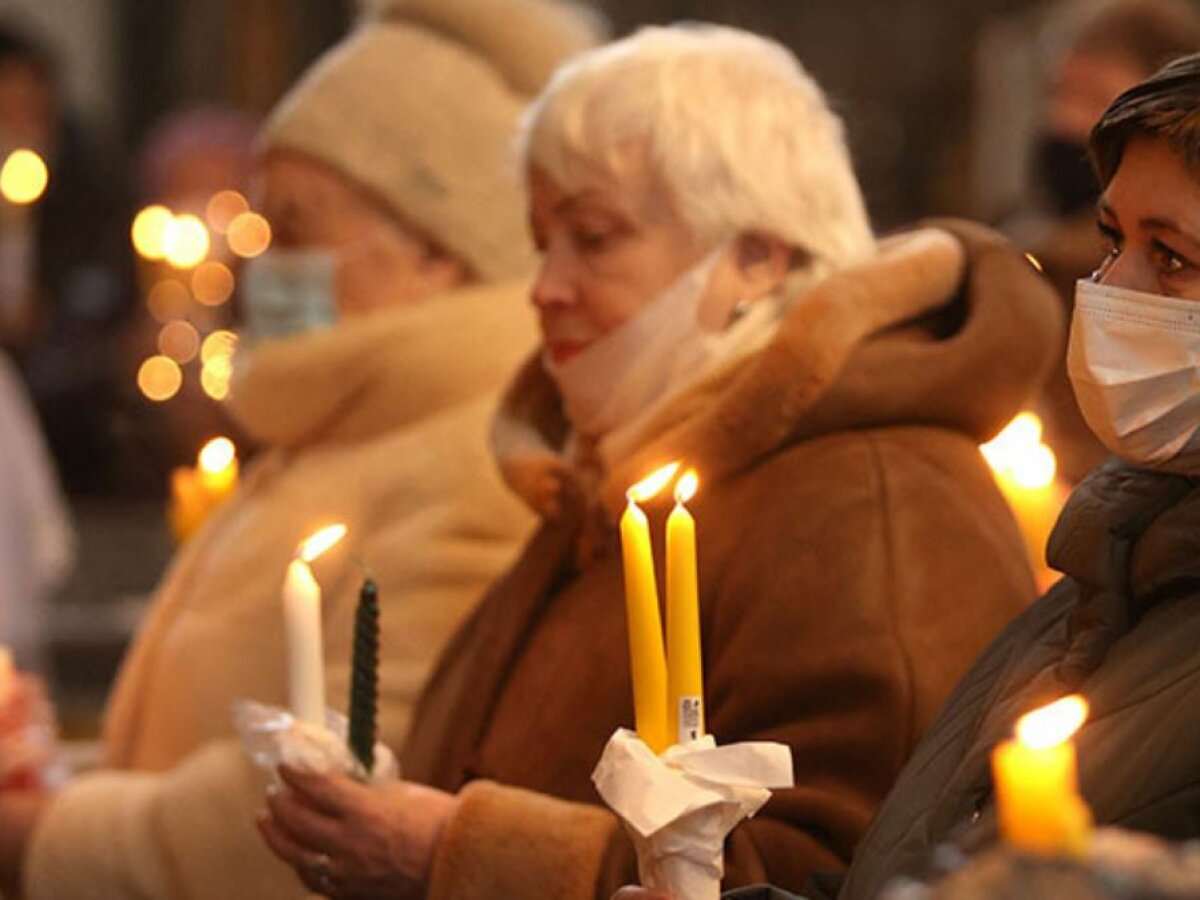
[348,578,379,774]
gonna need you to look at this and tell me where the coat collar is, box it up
[492,219,1063,521]
[1046,460,1198,689]
[227,279,536,450]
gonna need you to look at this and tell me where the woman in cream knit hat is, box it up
[0,2,603,898]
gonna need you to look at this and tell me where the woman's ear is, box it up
[734,232,793,296]
[698,233,795,330]
[416,243,472,293]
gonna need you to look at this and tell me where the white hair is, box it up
[519,23,876,270]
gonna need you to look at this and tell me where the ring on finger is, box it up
[310,853,335,894]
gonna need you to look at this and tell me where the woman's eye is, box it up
[573,227,613,251]
[1153,242,1191,275]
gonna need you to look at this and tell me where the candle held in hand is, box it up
[667,470,703,745]
[619,463,677,755]
[282,524,348,726]
[283,559,325,726]
[348,577,379,774]
[992,694,1092,857]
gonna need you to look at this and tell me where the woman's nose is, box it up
[531,250,576,310]
[1096,248,1154,293]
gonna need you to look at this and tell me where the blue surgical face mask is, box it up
[241,248,338,342]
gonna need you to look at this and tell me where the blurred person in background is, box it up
[0,1,601,898]
[0,19,137,496]
[258,24,1060,900]
[0,352,72,673]
[1014,0,1200,483]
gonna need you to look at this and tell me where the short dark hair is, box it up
[1089,51,1200,187]
[0,20,54,81]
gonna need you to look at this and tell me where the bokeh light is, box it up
[0,149,48,204]
[163,214,210,269]
[226,211,271,258]
[157,320,201,364]
[132,205,174,260]
[200,355,233,400]
[205,190,249,234]
[200,329,238,364]
[146,279,191,323]
[137,355,183,402]
[191,261,235,306]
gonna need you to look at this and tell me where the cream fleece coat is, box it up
[23,280,538,899]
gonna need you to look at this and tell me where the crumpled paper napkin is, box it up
[233,700,397,785]
[593,728,794,900]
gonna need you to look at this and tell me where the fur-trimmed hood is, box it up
[492,219,1064,519]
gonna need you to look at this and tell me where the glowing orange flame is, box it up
[674,469,699,504]
[297,524,347,562]
[627,462,681,504]
[1016,695,1089,750]
[198,437,236,474]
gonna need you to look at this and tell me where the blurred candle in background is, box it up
[168,436,239,543]
[980,412,1070,592]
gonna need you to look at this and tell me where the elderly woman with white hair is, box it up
[259,23,1061,899]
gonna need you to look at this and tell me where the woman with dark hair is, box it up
[622,49,1200,900]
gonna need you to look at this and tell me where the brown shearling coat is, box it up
[403,221,1065,899]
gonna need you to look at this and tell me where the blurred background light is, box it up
[0,149,49,204]
[136,355,183,402]
[226,211,271,258]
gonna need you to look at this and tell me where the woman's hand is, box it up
[257,765,459,899]
[0,674,58,787]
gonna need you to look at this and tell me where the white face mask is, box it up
[543,246,729,440]
[241,248,338,342]
[1067,278,1200,474]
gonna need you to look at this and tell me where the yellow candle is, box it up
[281,524,348,726]
[168,436,240,544]
[980,413,1069,592]
[992,695,1092,857]
[197,436,239,498]
[620,464,677,754]
[667,469,704,745]
[168,466,206,543]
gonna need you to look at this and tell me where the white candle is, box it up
[283,559,325,725]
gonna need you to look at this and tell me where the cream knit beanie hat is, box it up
[260,0,604,282]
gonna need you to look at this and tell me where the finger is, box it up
[256,809,310,869]
[257,812,333,896]
[278,765,363,817]
[266,784,346,852]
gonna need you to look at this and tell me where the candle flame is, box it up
[981,412,1058,490]
[627,462,681,504]
[674,469,699,504]
[298,524,347,562]
[197,436,236,473]
[1016,695,1088,750]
